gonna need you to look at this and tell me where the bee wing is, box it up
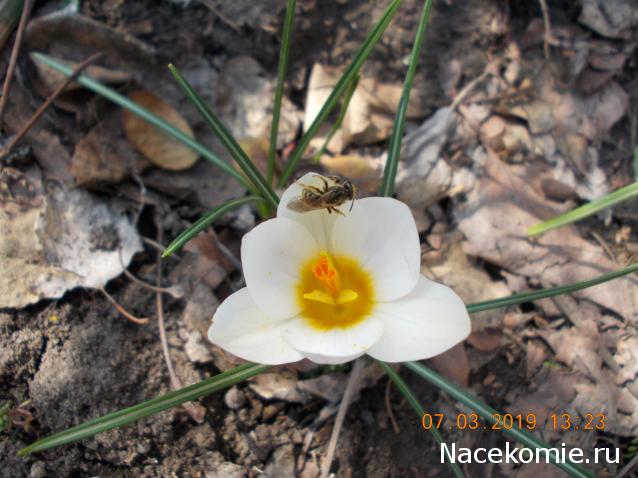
[287,196,320,212]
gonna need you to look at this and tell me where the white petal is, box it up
[242,217,319,319]
[366,275,471,362]
[331,197,420,302]
[282,317,384,364]
[277,172,347,249]
[208,288,303,365]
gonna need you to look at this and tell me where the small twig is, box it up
[155,223,205,423]
[322,358,364,478]
[615,452,638,478]
[591,231,616,263]
[449,61,497,112]
[197,0,242,33]
[537,0,552,60]
[384,377,401,434]
[0,0,34,129]
[130,174,147,227]
[117,248,184,298]
[297,431,315,474]
[99,286,149,325]
[1,53,104,160]
[216,239,242,272]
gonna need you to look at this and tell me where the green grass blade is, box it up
[634,147,638,181]
[268,0,296,185]
[528,181,638,236]
[404,361,594,478]
[379,0,433,197]
[312,74,359,164]
[19,363,270,455]
[168,64,279,210]
[277,0,403,187]
[162,196,264,258]
[466,262,638,313]
[378,361,465,478]
[31,52,249,189]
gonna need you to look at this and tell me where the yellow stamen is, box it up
[336,289,358,304]
[296,252,375,330]
[303,290,336,305]
[312,252,340,294]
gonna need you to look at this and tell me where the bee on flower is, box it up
[208,173,471,365]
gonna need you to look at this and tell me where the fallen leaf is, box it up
[578,0,638,40]
[30,53,131,94]
[25,12,156,71]
[320,154,380,193]
[395,108,454,208]
[250,372,308,403]
[172,232,231,292]
[304,63,425,153]
[429,343,470,387]
[467,328,502,352]
[454,147,638,321]
[216,56,301,149]
[71,113,149,186]
[0,168,142,308]
[142,157,246,209]
[123,90,199,171]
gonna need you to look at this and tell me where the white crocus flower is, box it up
[208,173,471,365]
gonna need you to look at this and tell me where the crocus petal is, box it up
[242,216,319,319]
[277,172,347,249]
[282,317,384,365]
[208,288,303,365]
[366,275,471,362]
[331,197,420,302]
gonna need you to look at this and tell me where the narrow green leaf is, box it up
[404,361,594,478]
[466,262,638,313]
[277,0,403,187]
[31,52,250,189]
[379,0,432,197]
[634,147,638,181]
[377,361,465,478]
[168,64,279,211]
[528,181,638,236]
[268,0,296,185]
[312,74,359,164]
[162,196,264,258]
[19,363,270,455]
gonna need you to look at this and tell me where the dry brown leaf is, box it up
[0,169,142,308]
[466,328,502,352]
[454,147,638,321]
[216,56,301,149]
[429,343,470,387]
[30,53,131,93]
[304,63,425,153]
[71,114,149,186]
[175,232,231,291]
[320,154,380,193]
[539,320,602,381]
[578,0,638,39]
[123,90,199,171]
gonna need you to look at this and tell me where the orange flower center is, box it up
[296,251,375,330]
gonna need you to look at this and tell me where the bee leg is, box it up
[313,175,330,193]
[331,207,345,216]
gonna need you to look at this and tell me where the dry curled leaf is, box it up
[123,90,199,171]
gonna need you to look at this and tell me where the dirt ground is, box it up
[1,0,638,477]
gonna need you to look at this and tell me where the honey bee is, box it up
[287,174,356,215]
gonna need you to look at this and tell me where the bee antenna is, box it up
[349,196,355,211]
